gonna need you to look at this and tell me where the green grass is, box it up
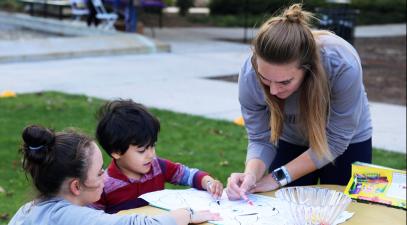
[0,92,405,224]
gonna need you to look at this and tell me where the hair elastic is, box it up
[29,145,44,151]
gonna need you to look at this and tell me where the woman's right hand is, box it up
[226,172,257,200]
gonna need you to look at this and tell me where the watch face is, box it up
[274,168,286,181]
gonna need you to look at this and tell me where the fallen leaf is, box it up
[219,160,229,167]
[0,213,9,221]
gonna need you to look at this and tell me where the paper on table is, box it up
[334,211,354,225]
[139,188,353,225]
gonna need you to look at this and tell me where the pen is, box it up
[207,180,220,205]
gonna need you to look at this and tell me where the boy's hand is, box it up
[205,178,223,199]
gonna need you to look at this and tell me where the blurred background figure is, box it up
[87,0,100,26]
[125,0,140,32]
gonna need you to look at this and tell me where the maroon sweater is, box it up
[91,157,208,213]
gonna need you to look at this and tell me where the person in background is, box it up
[125,0,140,32]
[86,0,100,27]
[9,125,220,225]
[227,3,372,200]
[92,99,223,213]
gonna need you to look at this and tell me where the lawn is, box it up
[0,92,405,224]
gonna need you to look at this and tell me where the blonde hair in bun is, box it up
[283,3,313,25]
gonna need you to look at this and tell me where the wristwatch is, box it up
[271,166,292,187]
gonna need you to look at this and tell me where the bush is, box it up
[163,0,175,6]
[209,0,406,25]
[350,0,406,24]
[0,0,23,11]
[209,0,326,15]
[177,0,194,16]
[207,0,327,27]
[351,0,405,11]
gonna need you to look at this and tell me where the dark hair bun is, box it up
[22,125,55,164]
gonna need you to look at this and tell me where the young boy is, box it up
[92,99,223,213]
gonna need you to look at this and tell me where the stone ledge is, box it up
[0,11,170,63]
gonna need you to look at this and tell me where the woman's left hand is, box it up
[251,174,280,193]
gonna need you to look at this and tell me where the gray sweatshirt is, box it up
[8,198,177,225]
[239,33,372,169]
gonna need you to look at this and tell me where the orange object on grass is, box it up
[234,116,245,126]
[0,90,17,98]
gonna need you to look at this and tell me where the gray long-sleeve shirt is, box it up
[8,198,177,225]
[240,33,372,169]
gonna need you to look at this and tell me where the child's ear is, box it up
[111,152,121,160]
[69,179,81,196]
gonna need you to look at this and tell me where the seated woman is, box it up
[9,125,220,225]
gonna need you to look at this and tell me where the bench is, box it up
[20,0,71,20]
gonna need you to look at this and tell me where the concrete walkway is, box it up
[0,23,405,153]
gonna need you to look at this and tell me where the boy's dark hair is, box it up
[96,99,160,156]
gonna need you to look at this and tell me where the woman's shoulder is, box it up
[238,56,265,103]
[8,201,35,225]
[317,32,353,48]
[317,33,362,80]
[239,56,257,85]
[36,198,82,215]
[317,33,360,64]
[8,199,78,225]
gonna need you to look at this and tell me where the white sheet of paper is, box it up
[139,188,353,225]
[386,172,407,200]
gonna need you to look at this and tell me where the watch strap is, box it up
[271,166,292,187]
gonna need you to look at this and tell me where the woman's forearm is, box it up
[244,158,267,181]
[284,149,318,182]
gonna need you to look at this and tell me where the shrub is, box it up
[209,0,406,25]
[209,0,327,15]
[0,0,23,11]
[163,0,175,6]
[351,0,406,24]
[177,0,194,16]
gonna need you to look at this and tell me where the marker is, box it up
[207,180,220,205]
[241,191,254,206]
[246,198,254,206]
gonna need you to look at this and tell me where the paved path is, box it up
[0,24,405,153]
